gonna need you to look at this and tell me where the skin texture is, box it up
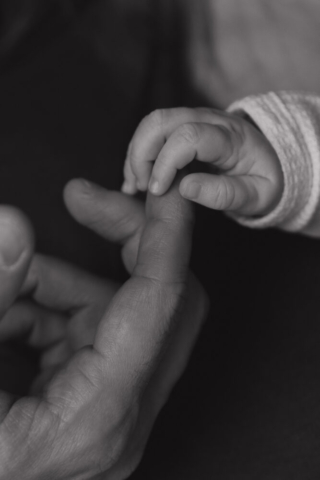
[0,178,208,480]
[122,107,283,217]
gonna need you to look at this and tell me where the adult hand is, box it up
[0,178,208,480]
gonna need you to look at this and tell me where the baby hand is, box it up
[121,107,283,216]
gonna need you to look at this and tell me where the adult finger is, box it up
[65,176,193,280]
[20,256,119,360]
[0,301,71,383]
[65,175,195,386]
[22,254,117,314]
[27,178,193,405]
[0,206,34,319]
[0,300,66,348]
[64,179,146,272]
[148,122,238,195]
[92,179,195,390]
[179,172,271,215]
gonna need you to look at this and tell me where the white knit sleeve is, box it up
[227,91,320,237]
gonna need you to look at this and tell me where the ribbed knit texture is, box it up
[228,92,320,233]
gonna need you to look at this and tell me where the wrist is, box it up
[228,92,319,232]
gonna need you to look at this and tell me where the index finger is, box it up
[93,177,195,390]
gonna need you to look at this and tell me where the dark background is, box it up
[1,1,320,478]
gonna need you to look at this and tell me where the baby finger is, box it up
[148,122,236,196]
[179,172,258,214]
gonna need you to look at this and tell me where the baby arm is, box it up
[122,107,284,218]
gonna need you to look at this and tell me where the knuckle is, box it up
[213,179,235,210]
[144,109,167,130]
[214,125,239,166]
[216,124,232,143]
[176,123,200,145]
[196,106,215,117]
[212,183,225,210]
[128,150,147,178]
[155,153,167,170]
[226,116,247,145]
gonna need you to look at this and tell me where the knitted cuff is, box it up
[227,92,320,232]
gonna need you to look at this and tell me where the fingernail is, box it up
[182,182,201,199]
[0,223,26,267]
[149,178,160,194]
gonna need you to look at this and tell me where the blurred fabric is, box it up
[1,2,320,479]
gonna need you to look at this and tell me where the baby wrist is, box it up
[227,92,320,232]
